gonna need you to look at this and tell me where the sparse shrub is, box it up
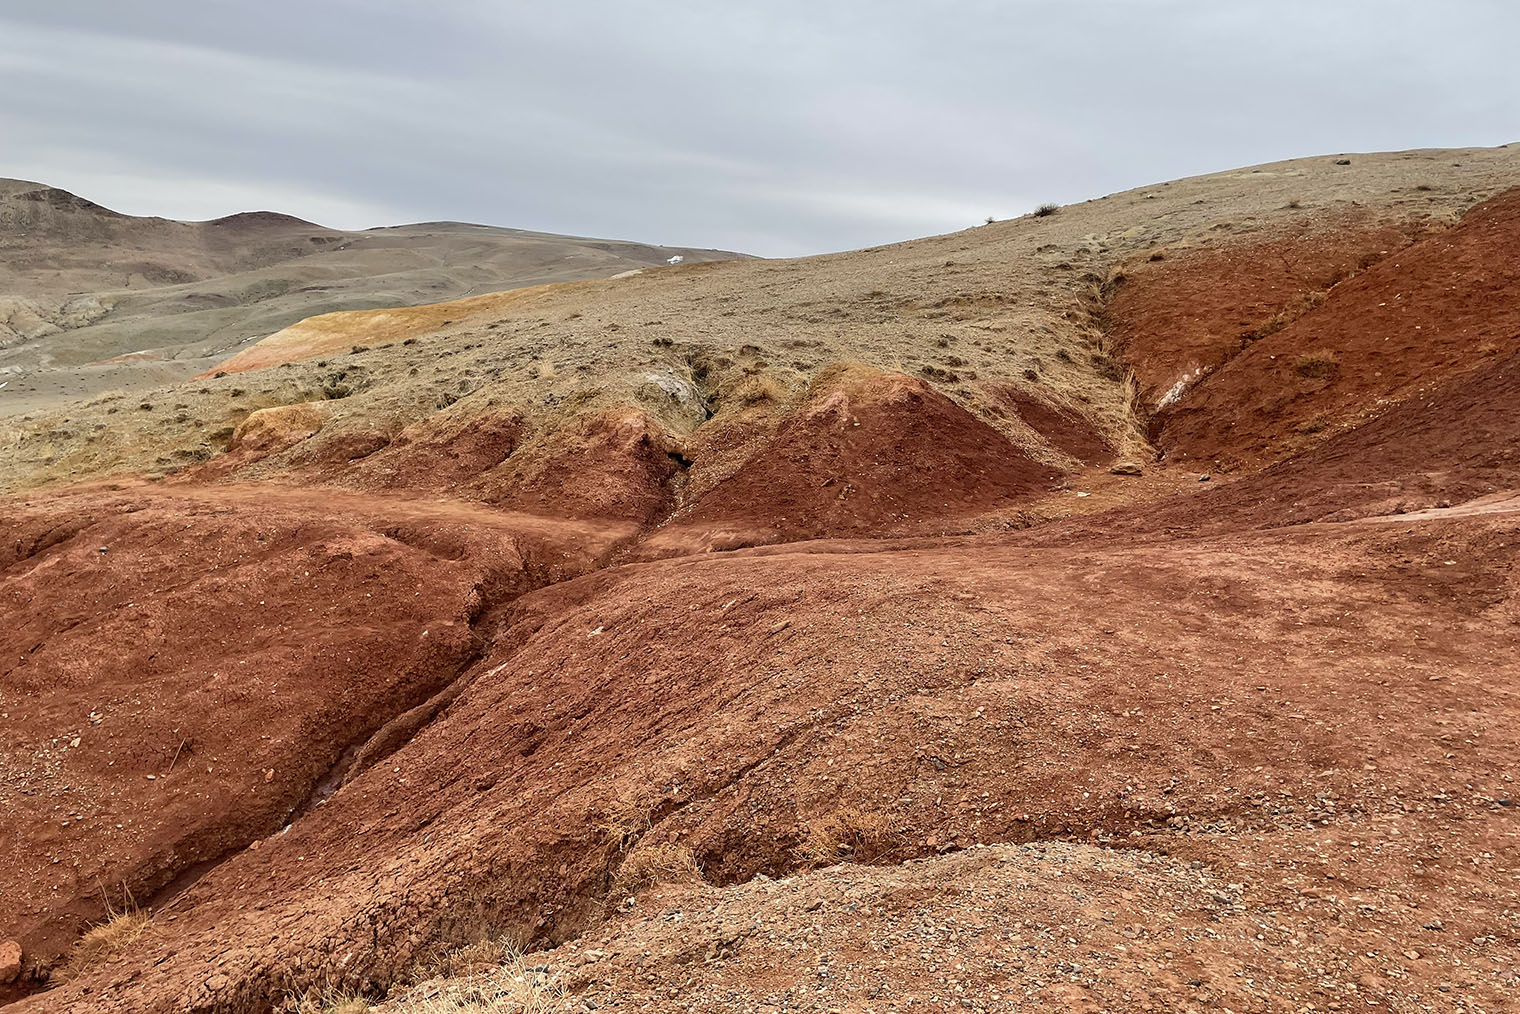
[288,988,370,1014]
[58,909,152,983]
[413,934,523,983]
[1090,352,1125,382]
[1023,367,1039,382]
[1294,350,1338,379]
[1242,316,1288,343]
[614,842,703,894]
[1297,417,1329,435]
[728,372,784,406]
[595,793,653,851]
[1033,203,1060,217]
[795,808,902,868]
[389,958,567,1014]
[984,216,996,226]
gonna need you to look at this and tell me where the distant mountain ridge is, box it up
[0,178,745,416]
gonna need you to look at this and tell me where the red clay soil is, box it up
[12,496,1517,1012]
[0,484,629,989]
[294,409,523,491]
[1131,189,1520,469]
[977,381,1115,465]
[465,410,686,525]
[1108,209,1435,408]
[646,367,1060,553]
[1131,343,1520,535]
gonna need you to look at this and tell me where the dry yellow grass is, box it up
[594,792,654,851]
[56,909,152,983]
[289,987,372,1014]
[412,934,521,983]
[795,807,902,868]
[388,947,568,1014]
[613,842,704,895]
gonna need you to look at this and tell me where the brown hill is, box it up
[0,179,743,417]
[1,145,1518,1012]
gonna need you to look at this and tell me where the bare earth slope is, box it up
[1,146,1518,1012]
[0,179,742,417]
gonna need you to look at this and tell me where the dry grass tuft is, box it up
[1297,416,1329,435]
[287,986,371,1013]
[392,952,568,1014]
[414,934,522,983]
[614,842,704,894]
[725,371,788,407]
[1033,203,1060,217]
[1294,350,1339,379]
[795,807,902,867]
[594,792,653,851]
[57,909,152,983]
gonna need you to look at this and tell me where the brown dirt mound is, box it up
[1145,188,1520,468]
[977,381,1116,465]
[647,366,1060,552]
[302,409,523,490]
[467,409,686,524]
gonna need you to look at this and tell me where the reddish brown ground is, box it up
[9,480,1517,1012]
[1109,210,1435,407]
[647,367,1062,553]
[0,485,630,996]
[1113,190,1520,470]
[3,188,1519,1013]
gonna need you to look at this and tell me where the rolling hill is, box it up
[0,178,743,417]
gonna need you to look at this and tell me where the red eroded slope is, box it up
[648,367,1060,552]
[1109,212,1434,407]
[0,484,629,978]
[1150,188,1520,468]
[1131,344,1520,533]
[16,501,1518,1012]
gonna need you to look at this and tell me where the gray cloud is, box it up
[3,0,1517,255]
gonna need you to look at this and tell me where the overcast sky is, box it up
[3,1,1517,256]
